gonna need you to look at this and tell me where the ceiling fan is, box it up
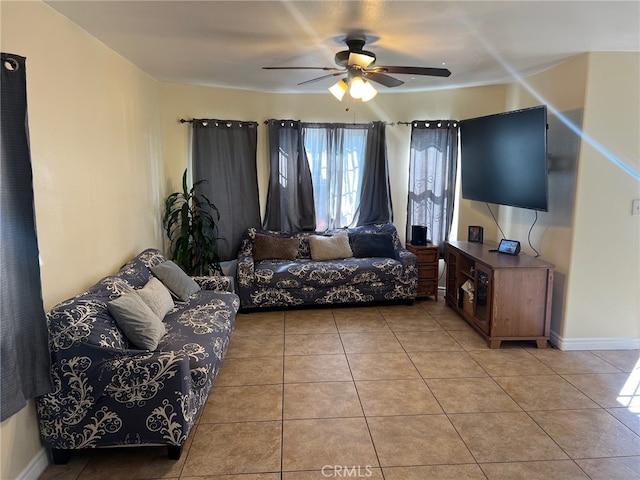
[263,35,451,101]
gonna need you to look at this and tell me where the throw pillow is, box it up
[350,233,396,258]
[108,291,167,350]
[309,231,353,261]
[253,234,299,262]
[137,277,174,319]
[150,260,201,301]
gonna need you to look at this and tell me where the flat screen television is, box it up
[460,105,549,211]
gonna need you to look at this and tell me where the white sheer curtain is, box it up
[302,124,368,230]
[406,120,459,247]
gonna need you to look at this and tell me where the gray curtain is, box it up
[355,121,393,225]
[406,120,459,247]
[192,119,261,261]
[1,53,52,421]
[263,120,316,231]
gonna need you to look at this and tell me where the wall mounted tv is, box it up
[460,105,549,211]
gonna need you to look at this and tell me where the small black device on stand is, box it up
[489,239,521,255]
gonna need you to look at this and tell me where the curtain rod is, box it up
[397,120,460,126]
[179,118,258,127]
[262,120,397,126]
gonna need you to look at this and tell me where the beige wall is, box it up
[564,52,640,344]
[1,2,164,479]
[159,82,507,243]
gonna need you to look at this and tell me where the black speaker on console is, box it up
[410,225,428,245]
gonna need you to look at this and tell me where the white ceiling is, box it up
[45,0,640,94]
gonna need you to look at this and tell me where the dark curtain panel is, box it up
[406,120,459,247]
[1,53,52,421]
[263,120,316,231]
[355,121,393,225]
[192,119,261,261]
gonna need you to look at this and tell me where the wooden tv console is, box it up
[444,240,554,349]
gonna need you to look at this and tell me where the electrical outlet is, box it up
[633,199,640,216]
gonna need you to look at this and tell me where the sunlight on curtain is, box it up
[303,124,367,230]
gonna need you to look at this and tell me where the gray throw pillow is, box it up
[308,231,353,261]
[108,291,167,350]
[137,277,174,319]
[151,260,201,301]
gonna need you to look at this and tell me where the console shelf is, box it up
[444,240,554,349]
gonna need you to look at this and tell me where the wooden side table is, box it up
[406,244,440,300]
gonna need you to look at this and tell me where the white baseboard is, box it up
[17,447,49,480]
[550,330,640,351]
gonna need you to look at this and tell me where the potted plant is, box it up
[163,168,223,275]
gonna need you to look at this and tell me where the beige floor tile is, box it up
[282,468,384,480]
[529,349,623,374]
[591,350,640,372]
[606,407,640,435]
[334,315,389,333]
[284,381,362,419]
[378,304,426,316]
[494,374,599,411]
[340,331,404,353]
[183,422,281,476]
[431,312,475,331]
[384,314,444,332]
[449,412,567,463]
[480,460,589,479]
[233,313,284,336]
[225,334,284,358]
[214,356,283,386]
[447,329,491,350]
[409,351,488,379]
[394,330,462,352]
[284,333,344,355]
[39,452,91,480]
[427,377,521,413]
[469,349,555,376]
[576,456,640,480]
[356,379,443,416]
[368,414,474,466]
[284,354,352,383]
[181,475,280,480]
[563,372,637,408]
[529,409,640,458]
[200,384,282,423]
[383,464,487,480]
[282,417,378,471]
[332,306,383,319]
[284,315,338,334]
[347,352,420,380]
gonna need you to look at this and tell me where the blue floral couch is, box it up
[36,248,238,463]
[237,223,418,310]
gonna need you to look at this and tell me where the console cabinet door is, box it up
[473,263,492,334]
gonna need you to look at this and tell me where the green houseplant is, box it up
[163,169,223,276]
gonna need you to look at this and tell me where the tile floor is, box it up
[39,297,640,480]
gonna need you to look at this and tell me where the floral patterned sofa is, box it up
[36,248,238,463]
[237,223,418,310]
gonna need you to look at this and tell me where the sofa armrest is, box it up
[193,275,235,293]
[397,247,418,272]
[236,254,255,288]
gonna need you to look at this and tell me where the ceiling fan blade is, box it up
[363,71,404,88]
[262,66,342,71]
[372,66,452,77]
[297,72,344,86]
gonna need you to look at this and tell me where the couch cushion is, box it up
[309,231,353,261]
[349,233,396,258]
[138,277,174,319]
[151,260,201,301]
[253,234,299,261]
[108,291,167,350]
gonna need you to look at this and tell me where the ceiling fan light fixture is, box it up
[360,81,378,102]
[349,76,366,99]
[348,51,376,68]
[329,78,349,101]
